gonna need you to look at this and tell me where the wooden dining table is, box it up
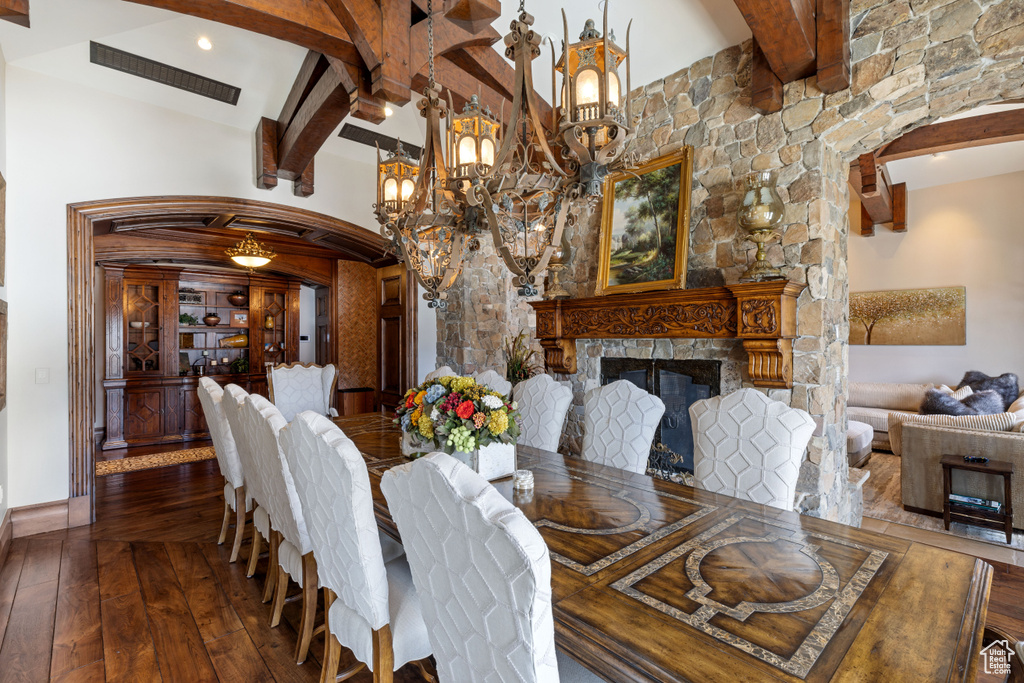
[332,413,992,683]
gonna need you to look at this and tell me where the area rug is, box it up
[862,451,1024,551]
[96,446,217,476]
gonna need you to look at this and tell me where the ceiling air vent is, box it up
[339,123,422,160]
[90,41,241,106]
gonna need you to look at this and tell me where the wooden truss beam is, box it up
[877,109,1024,163]
[0,0,29,27]
[850,153,906,236]
[443,0,501,34]
[321,0,413,103]
[736,0,850,112]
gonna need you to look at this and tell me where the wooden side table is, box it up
[941,454,1014,544]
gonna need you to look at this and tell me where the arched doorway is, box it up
[67,196,415,524]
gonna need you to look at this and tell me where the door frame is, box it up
[67,195,406,524]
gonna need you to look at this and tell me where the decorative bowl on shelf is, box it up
[227,291,248,306]
[129,321,143,329]
[203,313,221,326]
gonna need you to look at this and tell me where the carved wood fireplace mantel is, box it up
[529,280,806,389]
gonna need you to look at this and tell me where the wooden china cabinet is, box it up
[102,265,300,450]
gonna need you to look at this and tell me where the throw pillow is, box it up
[956,371,1020,411]
[921,388,975,416]
[961,390,1005,415]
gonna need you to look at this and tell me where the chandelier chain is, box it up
[427,0,435,85]
[518,0,525,13]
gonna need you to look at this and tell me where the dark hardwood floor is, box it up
[0,460,428,682]
[0,460,1022,681]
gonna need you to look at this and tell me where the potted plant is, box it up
[504,331,540,386]
[394,375,521,480]
[179,313,199,326]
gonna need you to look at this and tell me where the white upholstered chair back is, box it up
[424,365,455,382]
[240,394,312,553]
[222,385,263,502]
[268,363,338,422]
[690,388,815,511]
[472,369,513,397]
[514,374,573,452]
[381,452,559,682]
[197,378,244,489]
[281,412,396,667]
[582,380,666,475]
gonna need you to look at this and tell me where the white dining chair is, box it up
[267,362,339,422]
[424,365,456,382]
[239,393,320,664]
[221,384,274,583]
[513,373,573,452]
[581,380,665,475]
[282,412,432,683]
[472,369,513,397]
[690,388,815,511]
[196,378,251,563]
[381,452,601,682]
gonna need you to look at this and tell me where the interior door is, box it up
[377,264,416,412]
[315,286,330,365]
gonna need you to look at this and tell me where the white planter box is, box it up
[401,432,516,481]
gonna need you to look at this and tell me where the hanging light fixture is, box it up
[555,6,636,197]
[376,0,469,310]
[226,232,276,271]
[373,0,640,303]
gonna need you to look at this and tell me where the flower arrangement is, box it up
[503,331,540,386]
[395,375,520,452]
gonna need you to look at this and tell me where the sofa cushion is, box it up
[956,371,1019,411]
[847,421,873,452]
[848,406,914,434]
[849,382,931,411]
[888,411,1017,455]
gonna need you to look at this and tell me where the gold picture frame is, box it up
[596,147,693,296]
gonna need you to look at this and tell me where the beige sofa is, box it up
[901,422,1024,529]
[848,382,930,451]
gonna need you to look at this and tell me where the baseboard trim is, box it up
[11,499,70,537]
[0,509,12,568]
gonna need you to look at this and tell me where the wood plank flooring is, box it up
[0,460,429,682]
[0,458,1022,681]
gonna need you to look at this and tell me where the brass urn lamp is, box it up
[737,171,785,281]
[544,232,571,300]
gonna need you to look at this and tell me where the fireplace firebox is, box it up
[601,358,722,474]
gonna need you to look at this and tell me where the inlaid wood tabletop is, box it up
[333,414,993,683]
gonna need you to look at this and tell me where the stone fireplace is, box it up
[601,358,721,473]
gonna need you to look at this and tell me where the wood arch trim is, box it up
[67,195,392,525]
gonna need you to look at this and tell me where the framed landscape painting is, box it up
[849,286,966,345]
[596,147,693,296]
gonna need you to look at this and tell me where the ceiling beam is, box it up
[322,0,413,103]
[751,38,783,115]
[733,0,816,84]
[0,0,29,27]
[255,117,279,190]
[122,0,362,66]
[443,0,500,34]
[277,62,351,182]
[816,0,850,93]
[877,108,1024,163]
[850,153,906,235]
[409,11,500,77]
[331,56,388,124]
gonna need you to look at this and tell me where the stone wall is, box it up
[437,0,1024,524]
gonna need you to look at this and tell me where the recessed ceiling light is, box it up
[385,106,394,116]
[197,36,213,51]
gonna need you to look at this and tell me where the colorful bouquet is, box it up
[395,375,520,452]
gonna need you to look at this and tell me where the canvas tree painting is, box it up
[597,148,693,295]
[849,286,966,345]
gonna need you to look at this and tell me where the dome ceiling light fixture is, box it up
[226,232,276,271]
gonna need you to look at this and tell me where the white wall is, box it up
[298,285,315,364]
[4,66,432,508]
[0,46,8,520]
[848,170,1024,385]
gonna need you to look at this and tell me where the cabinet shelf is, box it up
[182,347,250,351]
[178,326,249,331]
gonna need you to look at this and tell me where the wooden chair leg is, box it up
[263,530,280,604]
[269,557,290,627]
[218,497,231,545]
[320,588,339,683]
[230,487,246,563]
[295,552,318,664]
[372,624,394,683]
[247,526,263,578]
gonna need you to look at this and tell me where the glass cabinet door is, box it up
[126,283,162,374]
[261,290,287,367]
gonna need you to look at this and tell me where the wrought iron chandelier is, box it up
[374,0,639,306]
